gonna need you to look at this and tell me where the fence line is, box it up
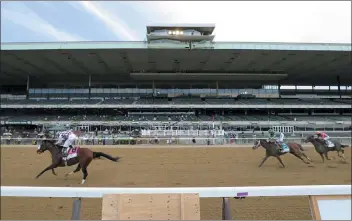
[1,136,351,146]
[2,185,351,220]
[1,185,350,198]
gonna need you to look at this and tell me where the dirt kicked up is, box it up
[1,146,351,220]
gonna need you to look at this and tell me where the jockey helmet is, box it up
[316,131,321,134]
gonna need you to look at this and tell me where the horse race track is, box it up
[1,145,351,220]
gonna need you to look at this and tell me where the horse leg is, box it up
[337,150,347,163]
[80,159,92,184]
[258,155,269,167]
[81,166,88,184]
[301,152,313,162]
[51,169,58,176]
[291,153,310,164]
[318,153,325,163]
[276,156,285,168]
[65,164,81,177]
[35,163,58,179]
[324,151,331,160]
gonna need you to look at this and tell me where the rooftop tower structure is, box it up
[146,23,216,45]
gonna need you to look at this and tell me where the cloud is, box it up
[1,2,86,42]
[76,1,139,41]
[134,1,351,43]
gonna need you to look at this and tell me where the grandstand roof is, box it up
[1,41,351,87]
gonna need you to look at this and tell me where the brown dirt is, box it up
[1,146,351,220]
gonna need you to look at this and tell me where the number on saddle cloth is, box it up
[281,143,289,152]
[64,146,79,160]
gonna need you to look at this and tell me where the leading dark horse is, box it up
[35,139,120,184]
[252,139,312,168]
[304,135,348,163]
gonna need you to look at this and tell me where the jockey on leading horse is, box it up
[268,131,287,153]
[276,132,288,153]
[55,128,79,157]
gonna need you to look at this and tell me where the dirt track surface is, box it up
[1,146,351,220]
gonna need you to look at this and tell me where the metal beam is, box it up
[71,198,81,220]
[222,197,232,220]
[337,76,341,98]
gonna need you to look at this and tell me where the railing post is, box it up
[71,198,81,220]
[222,197,232,220]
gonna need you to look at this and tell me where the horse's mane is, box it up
[308,135,324,144]
[44,139,57,146]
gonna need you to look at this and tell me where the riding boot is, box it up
[62,147,68,158]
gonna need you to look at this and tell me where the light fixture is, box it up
[176,30,180,35]
[168,31,172,35]
[180,31,184,35]
[172,31,176,35]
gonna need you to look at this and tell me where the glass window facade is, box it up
[28,87,281,98]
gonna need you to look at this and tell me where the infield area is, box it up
[1,145,351,220]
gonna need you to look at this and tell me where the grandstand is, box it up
[1,24,351,141]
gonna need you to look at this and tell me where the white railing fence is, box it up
[1,137,351,146]
[1,185,351,220]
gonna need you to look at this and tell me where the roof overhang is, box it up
[130,72,287,81]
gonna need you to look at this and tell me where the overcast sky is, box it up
[1,1,351,43]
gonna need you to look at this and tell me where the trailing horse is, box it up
[252,139,312,168]
[35,139,120,184]
[304,135,348,163]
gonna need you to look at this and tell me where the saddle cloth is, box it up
[63,146,80,160]
[326,140,335,148]
[280,143,290,153]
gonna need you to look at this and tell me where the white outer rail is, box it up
[1,185,351,198]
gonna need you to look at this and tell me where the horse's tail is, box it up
[93,152,120,162]
[341,144,349,148]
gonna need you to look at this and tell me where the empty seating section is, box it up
[270,99,306,105]
[172,98,204,105]
[300,99,341,105]
[1,113,350,122]
[236,99,273,105]
[136,98,169,105]
[205,99,234,104]
[335,99,352,104]
[100,99,135,105]
[1,98,350,106]
[69,99,101,105]
[293,116,334,121]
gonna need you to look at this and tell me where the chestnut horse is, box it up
[35,139,120,184]
[252,139,312,168]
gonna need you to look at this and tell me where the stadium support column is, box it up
[337,76,341,98]
[216,81,219,98]
[152,80,155,97]
[26,75,30,99]
[88,75,91,99]
[278,81,281,98]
